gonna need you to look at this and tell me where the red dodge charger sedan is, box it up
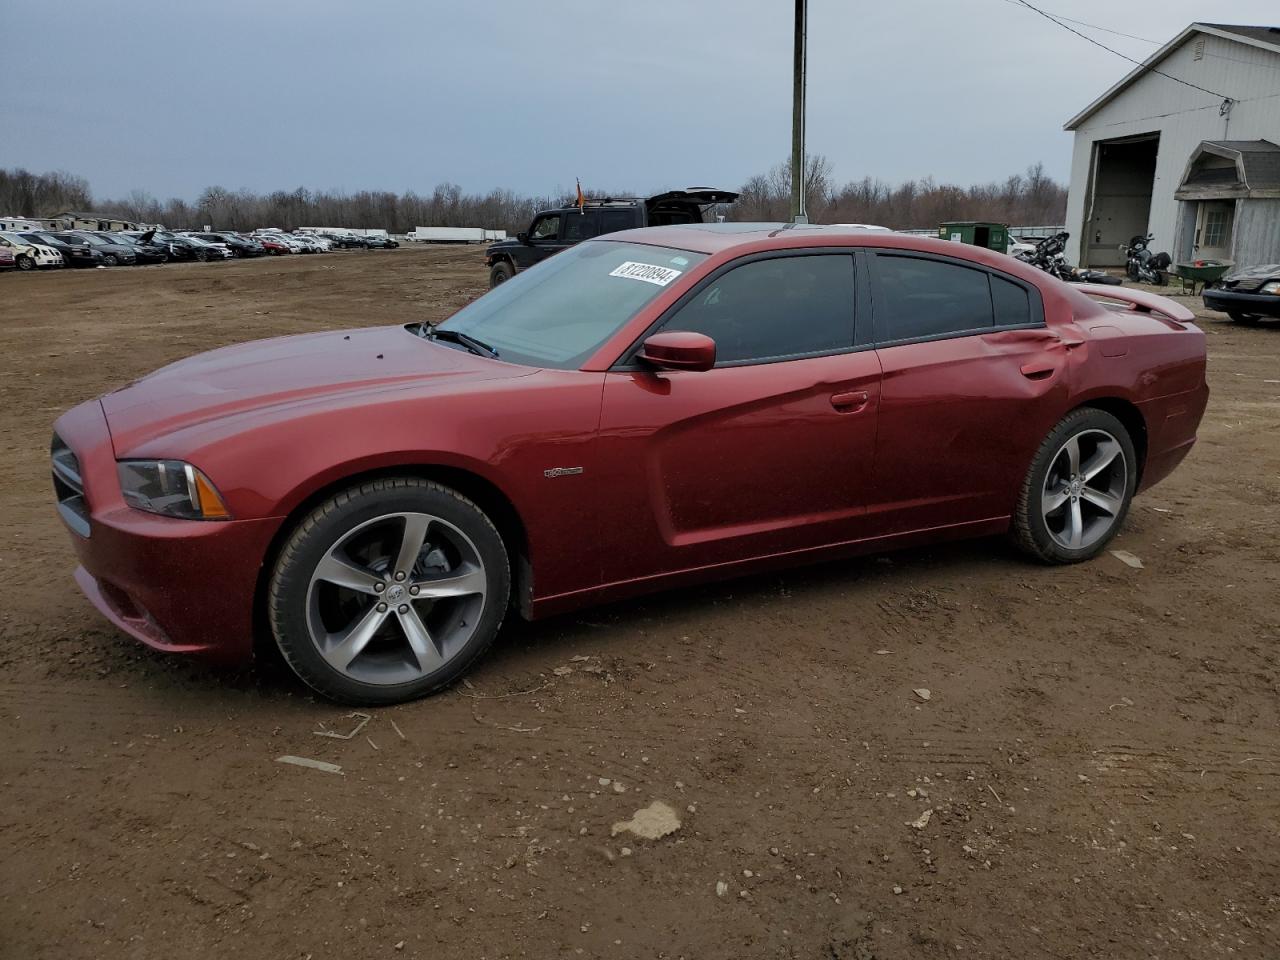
[53,224,1208,703]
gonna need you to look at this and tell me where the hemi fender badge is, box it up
[544,466,584,478]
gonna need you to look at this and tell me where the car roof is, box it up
[595,222,958,255]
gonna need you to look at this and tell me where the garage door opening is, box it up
[1082,134,1160,267]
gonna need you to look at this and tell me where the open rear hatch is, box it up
[646,188,739,226]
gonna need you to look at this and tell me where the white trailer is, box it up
[409,227,487,244]
[483,229,508,242]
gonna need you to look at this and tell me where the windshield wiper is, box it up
[426,326,500,359]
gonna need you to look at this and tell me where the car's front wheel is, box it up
[489,261,515,287]
[268,478,510,704]
[1227,311,1261,324]
[16,255,34,271]
[1011,407,1137,564]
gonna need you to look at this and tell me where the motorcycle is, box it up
[1017,231,1122,285]
[1121,234,1172,285]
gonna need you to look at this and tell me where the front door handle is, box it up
[830,390,870,412]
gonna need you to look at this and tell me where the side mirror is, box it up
[517,232,529,244]
[639,331,716,372]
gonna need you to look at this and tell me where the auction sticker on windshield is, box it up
[609,261,683,286]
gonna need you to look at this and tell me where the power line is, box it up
[1086,87,1280,130]
[994,0,1159,44]
[1012,0,1236,101]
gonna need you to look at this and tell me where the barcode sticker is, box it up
[609,261,683,286]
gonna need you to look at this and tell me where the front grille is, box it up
[51,433,90,537]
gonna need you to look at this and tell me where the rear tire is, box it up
[1011,408,1137,564]
[268,478,510,705]
[489,261,516,287]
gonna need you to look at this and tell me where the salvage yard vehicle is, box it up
[133,230,202,262]
[485,188,738,287]
[62,231,137,266]
[95,231,168,265]
[0,231,65,270]
[188,231,266,257]
[19,231,102,268]
[0,246,14,271]
[52,224,1208,704]
[179,234,234,261]
[1203,263,1280,321]
[256,235,290,255]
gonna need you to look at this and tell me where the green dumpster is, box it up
[938,221,1008,252]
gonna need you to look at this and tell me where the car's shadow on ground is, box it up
[110,534,1025,710]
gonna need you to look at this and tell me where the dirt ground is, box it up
[1,248,1277,960]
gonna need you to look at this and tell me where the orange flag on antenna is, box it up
[575,178,586,213]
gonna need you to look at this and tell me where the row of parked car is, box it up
[0,228,400,271]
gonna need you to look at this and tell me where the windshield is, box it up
[76,233,110,246]
[23,233,64,247]
[437,240,705,369]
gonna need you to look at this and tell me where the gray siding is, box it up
[1064,30,1280,266]
[1235,199,1280,265]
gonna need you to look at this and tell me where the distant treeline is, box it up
[1,157,1066,232]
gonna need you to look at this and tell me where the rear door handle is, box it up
[1020,362,1056,381]
[830,390,870,412]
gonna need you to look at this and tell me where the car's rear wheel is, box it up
[489,261,515,287]
[1011,408,1136,564]
[268,478,510,704]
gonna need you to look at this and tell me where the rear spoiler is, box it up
[1075,284,1197,324]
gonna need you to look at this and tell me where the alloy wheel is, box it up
[305,511,488,684]
[1040,429,1128,551]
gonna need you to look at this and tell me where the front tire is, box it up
[16,255,34,271]
[489,261,516,287]
[102,254,118,266]
[1011,408,1137,564]
[1227,311,1260,324]
[268,478,510,704]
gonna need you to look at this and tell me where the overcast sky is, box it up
[5,0,1278,201]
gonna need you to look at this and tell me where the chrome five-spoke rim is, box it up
[306,512,487,684]
[1041,429,1127,551]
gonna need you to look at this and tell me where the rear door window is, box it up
[872,255,994,343]
[596,209,637,235]
[562,211,599,242]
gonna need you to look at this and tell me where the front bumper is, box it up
[1203,288,1280,317]
[53,400,281,664]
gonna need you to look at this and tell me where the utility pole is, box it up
[790,0,808,223]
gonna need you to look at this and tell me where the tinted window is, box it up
[562,212,598,242]
[875,255,992,341]
[663,255,855,364]
[597,209,636,235]
[991,275,1032,327]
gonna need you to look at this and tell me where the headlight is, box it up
[117,460,231,520]
[1261,281,1280,295]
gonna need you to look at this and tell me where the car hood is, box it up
[100,325,535,454]
[1224,263,1279,282]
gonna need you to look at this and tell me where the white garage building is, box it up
[1063,23,1280,269]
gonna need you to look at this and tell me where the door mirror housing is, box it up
[639,331,716,372]
[517,232,529,244]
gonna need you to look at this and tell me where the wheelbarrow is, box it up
[1171,260,1232,296]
